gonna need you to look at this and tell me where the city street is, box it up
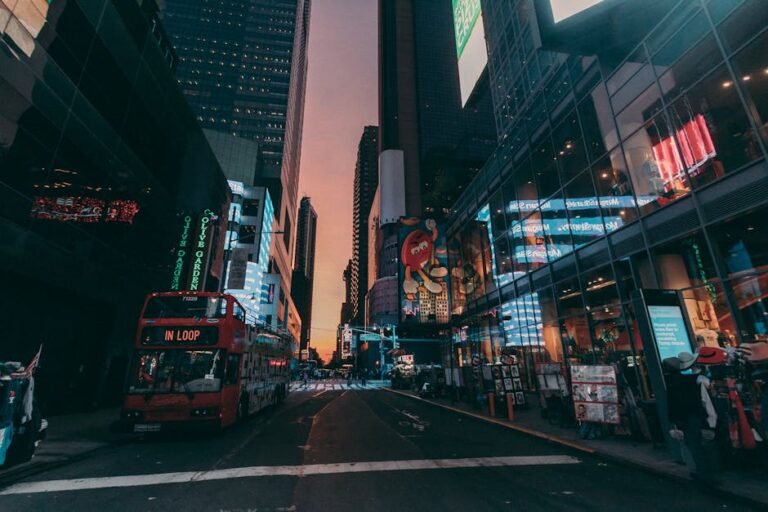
[0,390,755,512]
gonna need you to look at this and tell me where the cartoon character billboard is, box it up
[399,218,450,324]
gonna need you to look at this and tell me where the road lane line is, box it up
[312,389,328,398]
[0,455,580,495]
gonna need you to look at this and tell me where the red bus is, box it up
[121,291,291,432]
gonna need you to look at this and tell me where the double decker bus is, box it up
[121,291,291,432]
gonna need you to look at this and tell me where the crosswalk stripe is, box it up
[0,455,580,495]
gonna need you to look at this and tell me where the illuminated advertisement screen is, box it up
[647,305,693,362]
[549,0,605,23]
[399,218,451,324]
[453,0,487,105]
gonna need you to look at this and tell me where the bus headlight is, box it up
[123,410,144,419]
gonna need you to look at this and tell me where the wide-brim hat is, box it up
[663,357,682,372]
[697,346,727,365]
[678,351,697,370]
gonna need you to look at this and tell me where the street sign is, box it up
[360,334,381,342]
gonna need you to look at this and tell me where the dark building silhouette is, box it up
[350,126,379,326]
[0,0,229,412]
[291,197,318,356]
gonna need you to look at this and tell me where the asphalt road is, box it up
[0,388,757,511]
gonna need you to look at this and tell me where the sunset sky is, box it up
[297,0,377,363]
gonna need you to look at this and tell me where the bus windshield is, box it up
[127,349,225,394]
[143,296,227,319]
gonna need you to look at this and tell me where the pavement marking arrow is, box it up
[0,455,580,495]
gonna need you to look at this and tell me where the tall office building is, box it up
[160,0,312,334]
[0,0,229,410]
[292,197,318,355]
[350,127,379,326]
[372,0,496,355]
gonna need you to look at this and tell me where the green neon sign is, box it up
[170,215,193,291]
[189,209,215,291]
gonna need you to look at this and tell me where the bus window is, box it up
[127,349,224,393]
[225,354,241,385]
[234,304,246,322]
[143,296,228,319]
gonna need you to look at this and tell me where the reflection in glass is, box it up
[623,115,691,214]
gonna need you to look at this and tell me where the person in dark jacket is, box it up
[664,353,709,476]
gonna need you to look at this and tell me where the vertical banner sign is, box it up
[341,324,352,359]
[227,248,249,290]
[170,214,193,290]
[188,209,216,291]
[452,0,486,105]
[399,218,451,324]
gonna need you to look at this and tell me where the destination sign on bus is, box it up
[141,326,218,345]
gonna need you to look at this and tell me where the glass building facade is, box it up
[447,0,768,399]
[0,0,230,410]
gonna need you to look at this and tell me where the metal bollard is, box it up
[487,392,496,417]
[506,392,515,421]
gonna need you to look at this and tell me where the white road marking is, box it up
[0,455,580,495]
[312,389,328,398]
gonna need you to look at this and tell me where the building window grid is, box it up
[452,0,768,359]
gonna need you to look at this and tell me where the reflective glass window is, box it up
[531,139,560,201]
[668,65,760,189]
[581,265,620,309]
[564,170,603,249]
[579,84,619,161]
[556,276,583,317]
[540,195,572,262]
[553,112,588,183]
[622,115,691,214]
[591,149,639,227]
[731,30,768,147]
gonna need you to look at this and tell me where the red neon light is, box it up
[652,114,716,187]
[30,197,140,224]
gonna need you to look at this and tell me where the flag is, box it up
[14,345,42,378]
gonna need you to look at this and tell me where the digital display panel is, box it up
[550,0,605,23]
[453,0,487,105]
[647,305,693,362]
[141,326,218,346]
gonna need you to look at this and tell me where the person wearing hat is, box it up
[664,351,711,477]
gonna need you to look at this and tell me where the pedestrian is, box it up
[361,369,367,387]
[302,371,308,388]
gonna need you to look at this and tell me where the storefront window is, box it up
[622,115,691,214]
[614,258,637,302]
[556,276,583,317]
[711,208,768,342]
[667,65,761,189]
[580,265,620,308]
[615,83,664,142]
[731,30,768,147]
[653,232,718,291]
[591,149,640,228]
[589,305,631,364]
[681,280,739,348]
[561,315,593,362]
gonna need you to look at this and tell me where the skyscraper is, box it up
[351,126,379,326]
[292,197,318,355]
[160,0,312,335]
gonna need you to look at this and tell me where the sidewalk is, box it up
[386,387,768,508]
[0,407,132,483]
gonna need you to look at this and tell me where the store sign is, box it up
[341,324,353,359]
[647,305,693,362]
[651,115,716,184]
[170,214,193,291]
[227,249,249,290]
[508,195,655,214]
[141,326,218,345]
[189,209,216,291]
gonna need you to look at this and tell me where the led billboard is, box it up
[452,0,487,105]
[549,0,605,23]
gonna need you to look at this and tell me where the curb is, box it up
[384,387,767,509]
